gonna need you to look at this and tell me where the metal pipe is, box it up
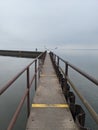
[38,59,40,78]
[67,77,98,125]
[0,61,35,95]
[51,52,98,124]
[65,62,68,78]
[29,65,40,89]
[68,63,98,86]
[27,68,30,117]
[0,51,46,95]
[52,52,98,86]
[7,89,28,130]
[0,51,47,130]
[35,59,37,91]
[65,62,68,89]
[57,57,59,67]
[0,67,27,95]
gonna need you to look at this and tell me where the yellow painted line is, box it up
[40,75,56,77]
[32,104,69,108]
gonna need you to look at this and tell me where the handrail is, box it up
[0,61,35,95]
[56,55,98,86]
[0,51,46,95]
[67,77,98,124]
[50,51,98,125]
[0,51,46,130]
[7,89,28,130]
[68,63,98,85]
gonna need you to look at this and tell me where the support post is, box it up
[35,59,37,91]
[27,67,30,117]
[65,62,68,88]
[57,57,59,67]
[38,59,40,78]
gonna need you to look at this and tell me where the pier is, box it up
[0,50,98,130]
[26,53,78,130]
[0,50,42,58]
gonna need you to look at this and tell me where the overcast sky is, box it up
[0,0,98,51]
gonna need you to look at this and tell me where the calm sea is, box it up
[0,50,98,130]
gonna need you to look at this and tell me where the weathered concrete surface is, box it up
[26,53,79,130]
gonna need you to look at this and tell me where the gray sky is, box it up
[0,0,98,51]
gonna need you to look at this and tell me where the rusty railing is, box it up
[0,51,46,130]
[50,51,98,129]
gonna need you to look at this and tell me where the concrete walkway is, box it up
[26,53,78,130]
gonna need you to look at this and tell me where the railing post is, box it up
[57,57,59,67]
[35,59,37,91]
[38,59,40,78]
[27,67,30,117]
[65,62,68,88]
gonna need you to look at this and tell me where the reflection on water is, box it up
[55,49,98,130]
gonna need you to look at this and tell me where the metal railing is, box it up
[0,51,46,130]
[50,52,98,125]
